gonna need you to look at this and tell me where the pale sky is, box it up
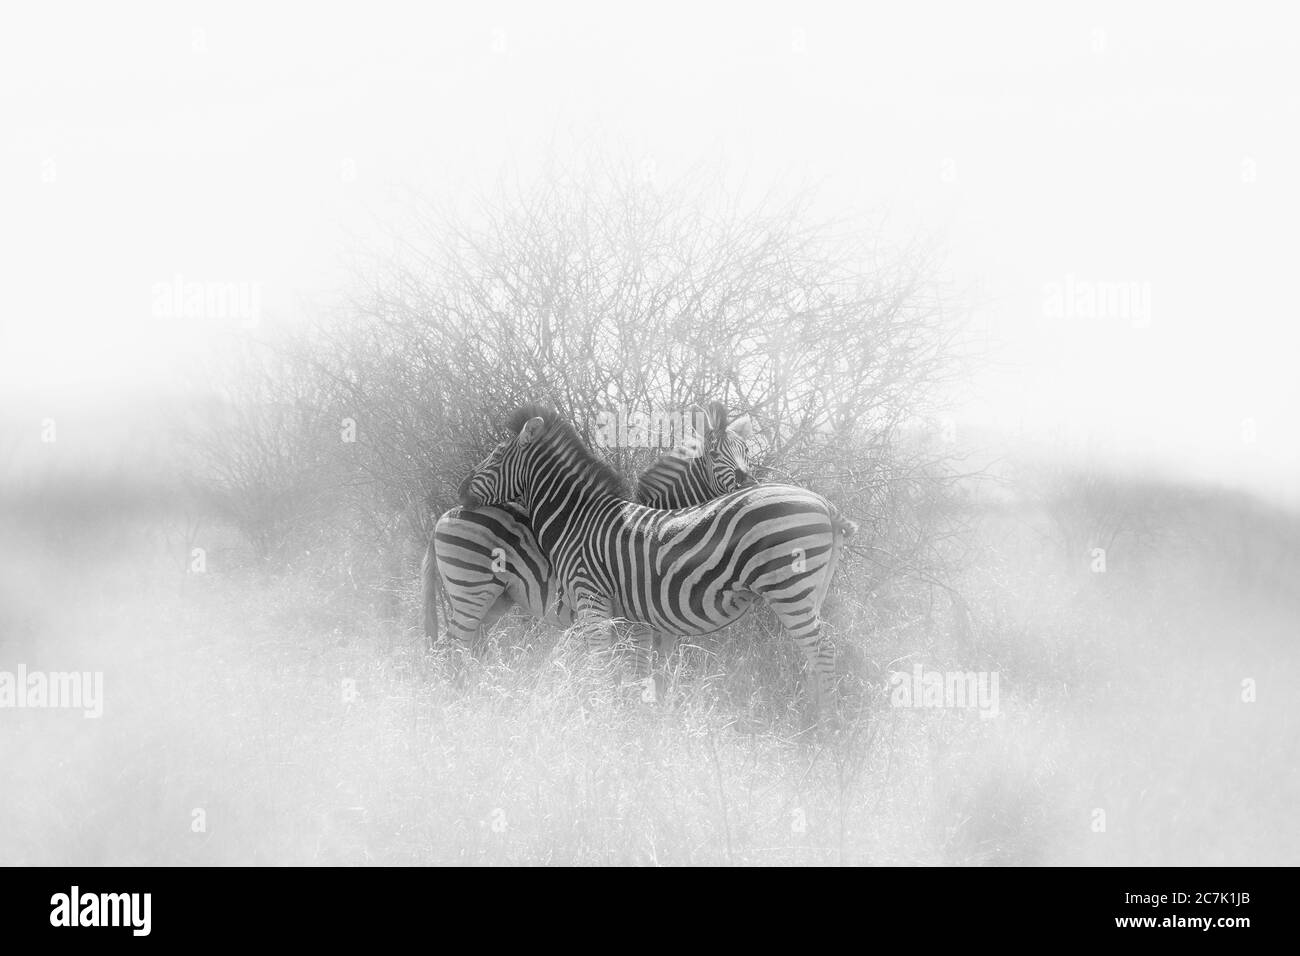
[2,2,1296,503]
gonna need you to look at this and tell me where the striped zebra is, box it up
[634,401,755,506]
[421,500,573,642]
[422,403,756,645]
[458,405,857,709]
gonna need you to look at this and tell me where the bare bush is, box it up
[187,154,976,631]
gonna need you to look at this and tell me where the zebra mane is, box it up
[505,404,632,500]
[635,435,698,485]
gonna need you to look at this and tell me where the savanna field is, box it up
[2,158,1297,869]
[4,468,1296,866]
[3,1,1300,911]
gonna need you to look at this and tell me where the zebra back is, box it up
[426,401,755,642]
[460,407,851,709]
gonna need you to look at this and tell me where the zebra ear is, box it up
[728,414,753,439]
[517,416,546,446]
[704,401,728,442]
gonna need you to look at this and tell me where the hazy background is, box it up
[1,3,1298,867]
[2,2,1297,503]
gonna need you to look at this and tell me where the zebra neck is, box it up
[528,440,626,553]
[642,450,708,506]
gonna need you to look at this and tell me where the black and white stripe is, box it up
[634,401,755,507]
[422,405,756,645]
[460,405,856,706]
[421,501,572,643]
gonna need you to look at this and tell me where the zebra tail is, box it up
[421,534,441,646]
[830,504,859,541]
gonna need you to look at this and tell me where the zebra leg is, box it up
[648,630,679,703]
[444,583,507,646]
[627,623,659,702]
[770,607,835,715]
[652,630,679,663]
[575,590,615,672]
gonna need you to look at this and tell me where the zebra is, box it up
[421,402,757,646]
[457,405,857,710]
[634,400,756,507]
[421,500,573,642]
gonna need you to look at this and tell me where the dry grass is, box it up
[2,482,1297,866]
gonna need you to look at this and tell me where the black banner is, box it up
[0,866,1277,944]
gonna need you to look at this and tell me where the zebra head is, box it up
[458,414,548,509]
[693,400,757,495]
[460,406,631,511]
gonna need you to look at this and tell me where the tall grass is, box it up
[2,476,1297,865]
